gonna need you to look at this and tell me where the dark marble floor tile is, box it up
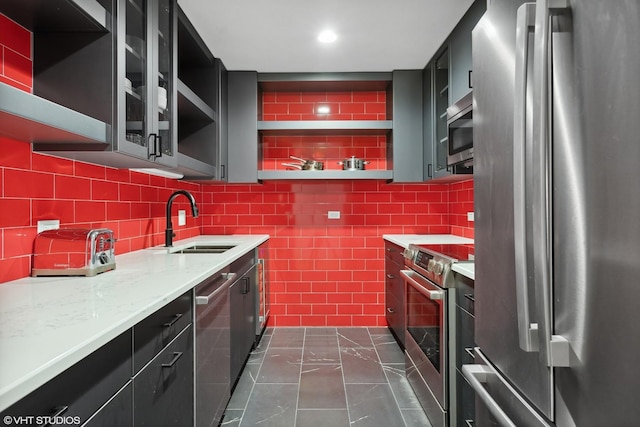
[227,363,260,410]
[295,409,350,427]
[373,336,405,364]
[269,327,305,348]
[337,327,374,348]
[345,383,405,427]
[220,409,242,427]
[305,327,337,336]
[383,364,423,409]
[401,409,433,427]
[303,335,340,363]
[341,347,387,384]
[248,334,271,364]
[368,327,393,336]
[298,364,347,409]
[238,383,298,427]
[256,347,303,383]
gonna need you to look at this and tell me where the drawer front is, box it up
[455,273,474,315]
[385,242,405,266]
[82,382,133,427]
[133,325,194,427]
[2,330,132,424]
[456,368,475,427]
[456,305,475,369]
[385,291,404,346]
[134,291,192,373]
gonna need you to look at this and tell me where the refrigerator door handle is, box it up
[532,0,573,368]
[462,364,517,427]
[513,2,539,353]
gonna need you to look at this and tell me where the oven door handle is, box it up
[400,270,444,301]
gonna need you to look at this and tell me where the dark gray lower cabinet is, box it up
[83,382,133,427]
[133,325,194,427]
[0,330,132,426]
[1,291,196,427]
[230,264,257,385]
[384,242,405,347]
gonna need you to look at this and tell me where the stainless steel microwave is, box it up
[447,92,473,167]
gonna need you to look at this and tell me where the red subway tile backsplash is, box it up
[0,136,202,280]
[199,179,473,327]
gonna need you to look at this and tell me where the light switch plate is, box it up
[328,211,341,219]
[178,210,186,226]
[467,212,475,222]
[37,220,60,233]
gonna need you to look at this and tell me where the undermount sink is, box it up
[171,244,237,254]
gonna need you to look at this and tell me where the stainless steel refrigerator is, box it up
[465,0,640,426]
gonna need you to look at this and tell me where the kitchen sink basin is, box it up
[171,244,237,254]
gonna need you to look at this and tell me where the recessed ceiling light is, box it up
[316,105,331,114]
[318,30,337,43]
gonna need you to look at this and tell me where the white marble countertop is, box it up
[0,234,268,411]
[452,262,475,280]
[382,234,474,249]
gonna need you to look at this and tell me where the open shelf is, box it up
[258,120,392,135]
[257,170,393,180]
[177,79,215,122]
[0,0,110,32]
[0,84,110,144]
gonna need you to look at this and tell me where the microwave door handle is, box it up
[513,2,539,353]
[532,0,573,368]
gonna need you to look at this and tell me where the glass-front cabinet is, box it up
[119,0,177,167]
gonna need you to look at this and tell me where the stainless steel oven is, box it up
[402,243,474,427]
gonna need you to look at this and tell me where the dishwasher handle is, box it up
[196,273,237,305]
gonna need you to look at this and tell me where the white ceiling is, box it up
[177,0,476,73]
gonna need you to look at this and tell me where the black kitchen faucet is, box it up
[165,190,199,247]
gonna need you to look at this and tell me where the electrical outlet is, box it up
[178,210,186,226]
[467,212,475,222]
[328,211,341,219]
[37,220,60,233]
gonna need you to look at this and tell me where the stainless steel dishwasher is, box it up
[194,266,235,427]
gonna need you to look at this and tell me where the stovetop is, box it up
[411,243,475,263]
[404,243,474,288]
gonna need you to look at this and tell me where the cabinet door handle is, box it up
[37,406,69,427]
[162,352,183,368]
[387,308,395,313]
[242,277,250,294]
[464,293,475,302]
[147,133,157,159]
[428,163,433,178]
[220,164,226,179]
[148,133,163,159]
[387,274,395,279]
[163,313,183,328]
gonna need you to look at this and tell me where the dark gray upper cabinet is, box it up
[34,0,180,169]
[0,0,112,146]
[424,47,452,181]
[227,71,259,183]
[390,70,423,182]
[448,0,487,105]
[424,0,486,182]
[175,7,227,180]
